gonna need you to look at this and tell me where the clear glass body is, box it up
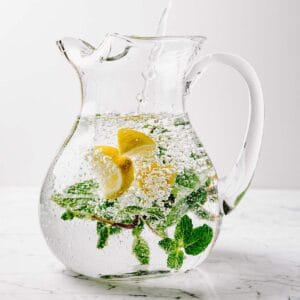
[40,112,221,278]
[40,33,264,279]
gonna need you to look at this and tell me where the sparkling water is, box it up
[40,113,221,278]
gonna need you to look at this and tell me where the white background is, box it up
[0,0,299,188]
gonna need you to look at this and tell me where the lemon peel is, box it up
[93,146,134,200]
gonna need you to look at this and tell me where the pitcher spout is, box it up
[56,33,207,115]
[57,37,96,67]
[57,35,133,70]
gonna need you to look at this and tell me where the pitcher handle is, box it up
[185,53,264,214]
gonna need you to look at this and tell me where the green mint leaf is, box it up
[66,179,99,195]
[167,250,184,270]
[110,226,122,235]
[205,177,212,187]
[96,222,121,248]
[175,215,193,242]
[194,207,214,221]
[97,225,110,249]
[122,206,143,214]
[184,224,213,255]
[158,128,169,133]
[52,194,99,220]
[146,207,164,219]
[148,125,169,134]
[162,193,176,209]
[98,200,115,210]
[186,188,208,207]
[175,169,199,189]
[190,152,200,160]
[164,197,189,227]
[118,206,142,220]
[154,224,167,238]
[157,146,167,158]
[132,219,144,237]
[206,159,213,168]
[61,209,74,220]
[174,118,190,126]
[150,126,157,133]
[133,237,150,265]
[96,221,105,234]
[159,238,176,253]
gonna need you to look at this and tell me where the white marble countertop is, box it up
[0,187,299,299]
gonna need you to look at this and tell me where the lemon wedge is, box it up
[137,162,176,198]
[93,146,134,200]
[117,128,155,156]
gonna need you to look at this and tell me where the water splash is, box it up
[137,0,173,112]
[156,0,173,36]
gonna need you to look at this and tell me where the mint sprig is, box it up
[96,222,122,249]
[132,220,150,265]
[159,215,213,270]
[52,172,216,270]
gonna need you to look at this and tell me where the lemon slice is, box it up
[93,146,134,200]
[137,162,176,198]
[117,128,156,156]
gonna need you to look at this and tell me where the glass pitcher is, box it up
[39,33,264,279]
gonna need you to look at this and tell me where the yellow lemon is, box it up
[117,128,156,156]
[137,162,176,198]
[95,146,119,159]
[93,146,134,200]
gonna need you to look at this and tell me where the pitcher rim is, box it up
[109,32,207,44]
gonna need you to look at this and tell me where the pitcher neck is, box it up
[57,34,206,116]
[79,72,186,116]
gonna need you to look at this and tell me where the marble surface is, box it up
[0,187,299,300]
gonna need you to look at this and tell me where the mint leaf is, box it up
[174,117,190,126]
[175,169,199,189]
[159,238,176,253]
[186,188,207,207]
[61,209,74,220]
[157,146,167,158]
[174,215,192,242]
[110,226,122,235]
[194,207,214,221]
[96,222,121,249]
[205,177,212,187]
[184,224,213,255]
[53,180,101,222]
[160,215,214,270]
[133,237,150,265]
[164,197,189,227]
[162,193,176,209]
[131,219,150,265]
[154,224,167,238]
[98,200,115,210]
[190,152,200,160]
[51,193,99,216]
[96,221,105,234]
[118,206,142,221]
[97,225,110,249]
[146,207,164,220]
[167,250,184,270]
[66,179,99,195]
[122,206,143,214]
[132,219,144,237]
